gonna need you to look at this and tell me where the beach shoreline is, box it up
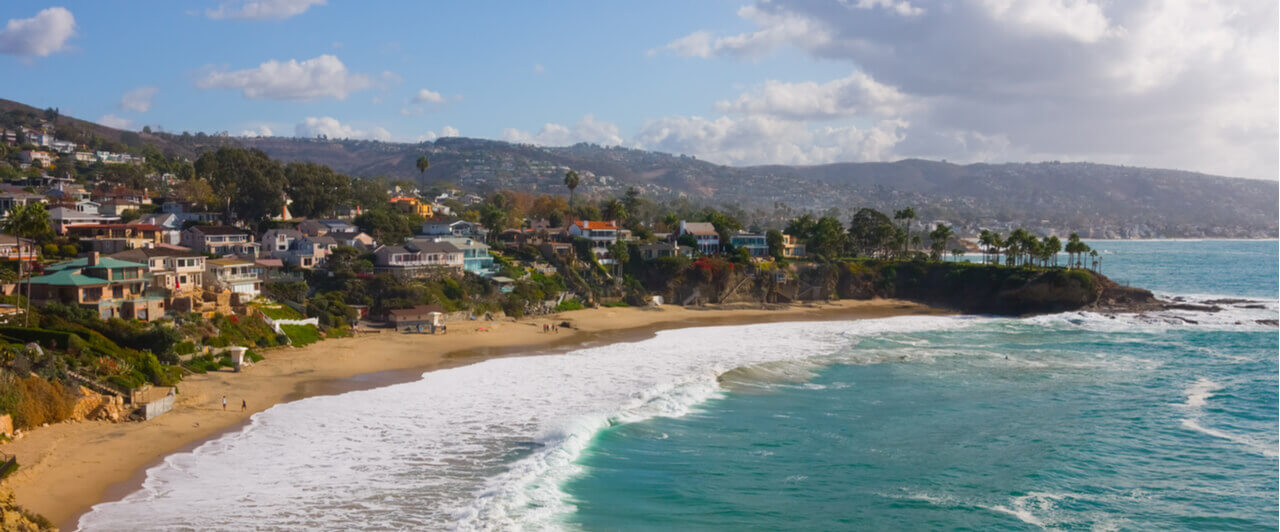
[1,299,947,530]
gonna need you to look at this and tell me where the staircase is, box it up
[66,370,122,398]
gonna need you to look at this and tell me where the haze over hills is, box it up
[4,98,1276,239]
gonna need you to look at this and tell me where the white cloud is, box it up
[632,115,906,166]
[196,55,372,101]
[239,125,274,137]
[653,0,1279,179]
[501,115,623,146]
[412,89,444,104]
[99,114,134,130]
[205,0,325,20]
[295,117,390,141]
[119,86,159,113]
[0,7,76,57]
[399,107,424,117]
[853,0,923,17]
[715,71,914,120]
[533,63,545,74]
[418,126,460,142]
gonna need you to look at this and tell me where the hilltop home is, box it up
[390,196,433,217]
[261,228,336,268]
[182,225,258,256]
[17,151,52,166]
[782,234,807,258]
[49,202,121,233]
[133,213,183,245]
[66,223,166,252]
[638,241,693,261]
[729,231,769,258]
[420,218,486,240]
[677,221,720,255]
[0,234,38,263]
[204,257,263,299]
[27,252,165,321]
[111,247,207,296]
[327,230,377,250]
[297,219,357,237]
[161,201,223,225]
[0,187,47,218]
[568,220,619,265]
[434,237,494,275]
[372,239,464,278]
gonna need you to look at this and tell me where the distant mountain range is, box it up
[4,98,1276,238]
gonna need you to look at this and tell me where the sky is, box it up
[0,0,1276,180]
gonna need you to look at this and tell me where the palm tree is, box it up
[415,155,430,190]
[1065,233,1083,269]
[978,230,993,264]
[1006,228,1031,266]
[1089,249,1099,271]
[893,207,916,256]
[564,170,581,207]
[951,248,965,262]
[2,203,51,326]
[603,199,627,223]
[1045,235,1062,267]
[928,223,953,261]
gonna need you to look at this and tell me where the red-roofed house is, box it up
[568,220,619,265]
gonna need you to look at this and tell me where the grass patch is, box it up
[601,301,629,308]
[280,324,321,347]
[258,305,303,320]
[246,350,264,363]
[554,299,585,312]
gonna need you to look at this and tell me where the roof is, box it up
[263,228,304,239]
[44,256,148,272]
[208,257,255,266]
[574,220,618,230]
[27,269,109,287]
[0,234,35,245]
[389,196,420,202]
[682,222,717,236]
[306,235,338,245]
[187,225,247,236]
[110,248,204,261]
[388,304,444,318]
[327,230,369,239]
[255,258,284,268]
[66,223,163,231]
[406,239,461,254]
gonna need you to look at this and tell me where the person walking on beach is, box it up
[222,395,227,410]
[241,399,247,412]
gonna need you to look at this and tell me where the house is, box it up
[161,201,222,225]
[729,231,769,258]
[49,140,76,154]
[204,257,263,299]
[66,224,166,252]
[0,187,47,218]
[678,221,720,255]
[782,234,807,258]
[261,228,335,268]
[327,230,376,250]
[435,237,495,275]
[27,252,165,321]
[390,196,433,217]
[74,151,97,163]
[638,241,693,261]
[297,219,357,237]
[372,239,464,278]
[133,213,182,245]
[111,247,206,297]
[387,304,445,331]
[568,220,619,265]
[97,199,142,216]
[261,228,304,255]
[420,217,486,239]
[0,234,38,263]
[17,151,52,166]
[182,225,257,256]
[49,202,121,233]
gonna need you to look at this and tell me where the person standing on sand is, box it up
[241,399,246,412]
[222,395,227,410]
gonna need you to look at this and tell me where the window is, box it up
[112,286,124,299]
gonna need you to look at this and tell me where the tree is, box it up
[766,229,785,261]
[928,223,954,261]
[354,208,415,243]
[1,203,52,242]
[1044,235,1062,267]
[415,155,430,188]
[602,199,628,223]
[195,147,286,225]
[810,216,846,259]
[564,170,581,207]
[848,208,896,258]
[479,205,508,243]
[893,207,916,255]
[607,241,630,279]
[284,162,353,218]
[951,248,965,262]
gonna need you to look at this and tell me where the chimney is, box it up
[88,251,100,266]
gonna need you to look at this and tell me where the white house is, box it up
[568,220,619,265]
[678,221,720,255]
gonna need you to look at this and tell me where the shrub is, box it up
[280,324,320,347]
[554,299,585,312]
[1,374,77,429]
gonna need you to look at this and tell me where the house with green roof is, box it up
[28,252,166,321]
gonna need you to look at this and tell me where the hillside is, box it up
[3,98,1275,238]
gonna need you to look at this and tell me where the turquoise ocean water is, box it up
[564,240,1279,531]
[77,241,1278,531]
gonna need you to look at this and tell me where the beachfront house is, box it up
[391,196,433,217]
[436,237,495,275]
[111,247,207,297]
[568,220,618,265]
[638,241,693,261]
[782,234,807,258]
[729,231,769,258]
[677,221,720,255]
[27,252,165,321]
[204,257,263,299]
[372,239,464,278]
[66,223,167,253]
[49,202,122,233]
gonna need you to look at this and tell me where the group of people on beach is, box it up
[221,395,246,412]
[542,324,560,333]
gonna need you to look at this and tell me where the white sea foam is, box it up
[77,315,975,531]
[1176,378,1278,458]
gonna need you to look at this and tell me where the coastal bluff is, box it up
[835,261,1157,316]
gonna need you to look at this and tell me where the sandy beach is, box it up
[0,299,945,530]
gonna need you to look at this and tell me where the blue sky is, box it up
[1,1,1276,180]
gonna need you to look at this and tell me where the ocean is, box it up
[78,240,1278,531]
